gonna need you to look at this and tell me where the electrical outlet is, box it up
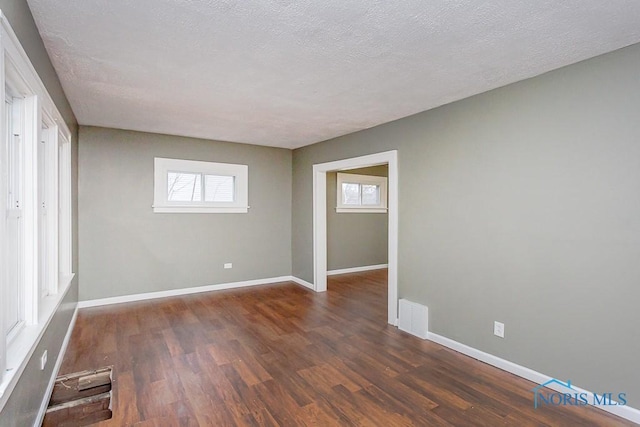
[40,350,48,370]
[224,263,232,269]
[494,321,505,338]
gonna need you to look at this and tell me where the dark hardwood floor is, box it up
[58,270,632,426]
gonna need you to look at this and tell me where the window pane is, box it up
[168,172,202,201]
[361,184,380,205]
[342,183,360,205]
[204,175,234,202]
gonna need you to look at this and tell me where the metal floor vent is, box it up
[398,299,429,339]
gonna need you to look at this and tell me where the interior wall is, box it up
[78,126,292,301]
[292,43,640,407]
[0,1,79,425]
[327,165,388,271]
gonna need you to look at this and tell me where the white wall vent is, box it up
[398,299,428,339]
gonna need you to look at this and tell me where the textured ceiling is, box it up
[26,0,640,149]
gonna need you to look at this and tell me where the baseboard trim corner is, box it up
[327,264,388,276]
[290,276,315,290]
[427,332,640,425]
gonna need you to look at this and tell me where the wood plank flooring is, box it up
[58,270,633,426]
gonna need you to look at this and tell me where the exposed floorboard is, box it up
[59,270,633,426]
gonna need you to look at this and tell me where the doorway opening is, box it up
[312,150,398,325]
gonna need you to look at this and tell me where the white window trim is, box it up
[58,130,73,279]
[0,10,74,411]
[153,157,249,213]
[336,172,388,213]
[39,119,60,299]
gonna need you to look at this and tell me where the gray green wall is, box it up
[78,126,292,301]
[293,43,640,406]
[0,1,79,426]
[327,165,388,271]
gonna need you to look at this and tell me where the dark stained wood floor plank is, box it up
[58,269,635,426]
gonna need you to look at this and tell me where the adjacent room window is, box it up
[154,158,248,213]
[336,172,387,213]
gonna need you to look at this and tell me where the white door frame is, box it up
[313,150,398,325]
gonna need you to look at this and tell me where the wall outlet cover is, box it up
[40,350,48,370]
[494,321,505,338]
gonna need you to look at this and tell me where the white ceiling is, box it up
[27,1,640,149]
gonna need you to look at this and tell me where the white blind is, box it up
[204,175,234,202]
[167,172,202,201]
[342,183,360,205]
[361,184,380,205]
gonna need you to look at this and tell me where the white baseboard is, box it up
[327,264,388,276]
[33,305,79,427]
[78,270,392,309]
[291,276,314,290]
[78,276,293,308]
[427,332,640,425]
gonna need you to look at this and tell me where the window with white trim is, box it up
[1,12,74,407]
[4,84,25,343]
[153,158,248,213]
[336,173,387,213]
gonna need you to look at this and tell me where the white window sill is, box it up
[0,273,75,411]
[153,205,249,213]
[336,207,388,213]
